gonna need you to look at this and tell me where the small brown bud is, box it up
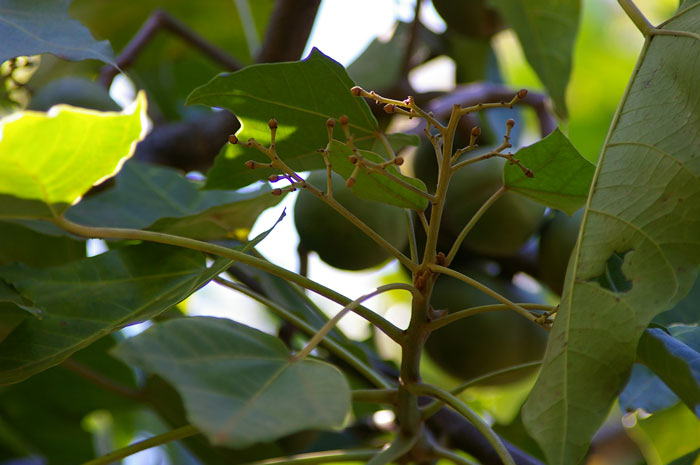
[244,160,256,169]
[471,126,481,137]
[350,86,363,96]
[228,134,239,144]
[271,188,283,196]
[326,118,336,127]
[268,174,280,182]
[506,118,516,128]
[346,177,356,188]
[339,115,350,125]
[268,118,278,129]
[517,89,528,99]
[383,104,396,114]
[525,169,534,178]
[436,252,446,266]
[348,155,358,164]
[394,157,404,166]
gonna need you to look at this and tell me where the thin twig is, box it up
[62,359,144,401]
[99,10,242,88]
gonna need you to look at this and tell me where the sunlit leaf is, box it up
[629,403,700,465]
[522,7,700,464]
[114,317,351,447]
[0,93,148,219]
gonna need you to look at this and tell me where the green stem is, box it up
[409,383,516,465]
[428,264,541,325]
[427,303,554,332]
[53,216,403,342]
[214,277,391,389]
[81,425,199,465]
[292,283,414,361]
[445,186,506,265]
[366,433,418,465]
[238,449,380,465]
[421,360,543,419]
[433,444,479,465]
[406,210,419,263]
[352,388,398,404]
[617,0,654,35]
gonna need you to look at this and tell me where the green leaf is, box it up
[630,403,700,465]
[188,48,379,190]
[0,280,41,344]
[637,327,700,417]
[490,0,580,117]
[0,335,138,464]
[654,270,700,326]
[503,128,595,214]
[71,0,274,119]
[0,243,231,385]
[0,220,85,267]
[620,364,679,414]
[326,140,429,210]
[113,316,351,448]
[67,161,282,240]
[0,93,148,219]
[522,7,700,464]
[0,0,113,63]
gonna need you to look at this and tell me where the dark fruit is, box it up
[425,268,548,385]
[538,209,583,295]
[294,172,408,271]
[28,77,121,112]
[443,157,545,257]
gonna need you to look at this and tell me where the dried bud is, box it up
[244,160,256,169]
[436,252,446,266]
[471,126,481,137]
[350,86,363,96]
[268,118,278,129]
[525,169,534,178]
[506,118,516,128]
[517,89,528,99]
[348,155,358,164]
[268,174,280,182]
[383,104,396,114]
[394,157,404,166]
[346,177,356,188]
[228,134,239,144]
[339,115,350,125]
[271,188,283,196]
[326,118,336,127]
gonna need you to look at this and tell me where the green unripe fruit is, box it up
[294,172,408,271]
[425,269,548,385]
[29,77,121,112]
[443,158,545,257]
[538,210,583,295]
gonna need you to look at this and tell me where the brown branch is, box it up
[62,358,145,402]
[256,0,322,63]
[99,9,243,88]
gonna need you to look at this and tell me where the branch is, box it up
[62,359,144,402]
[238,449,379,465]
[256,0,322,63]
[99,9,242,88]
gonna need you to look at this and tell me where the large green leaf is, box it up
[654,270,700,326]
[0,0,113,63]
[630,403,700,465]
[188,49,379,190]
[0,243,230,385]
[113,316,351,448]
[0,93,147,219]
[71,0,274,119]
[347,22,408,91]
[637,327,700,417]
[523,7,700,464]
[503,128,594,214]
[0,220,85,267]
[67,161,281,240]
[490,0,580,117]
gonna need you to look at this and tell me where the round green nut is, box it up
[425,268,548,385]
[294,171,408,271]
